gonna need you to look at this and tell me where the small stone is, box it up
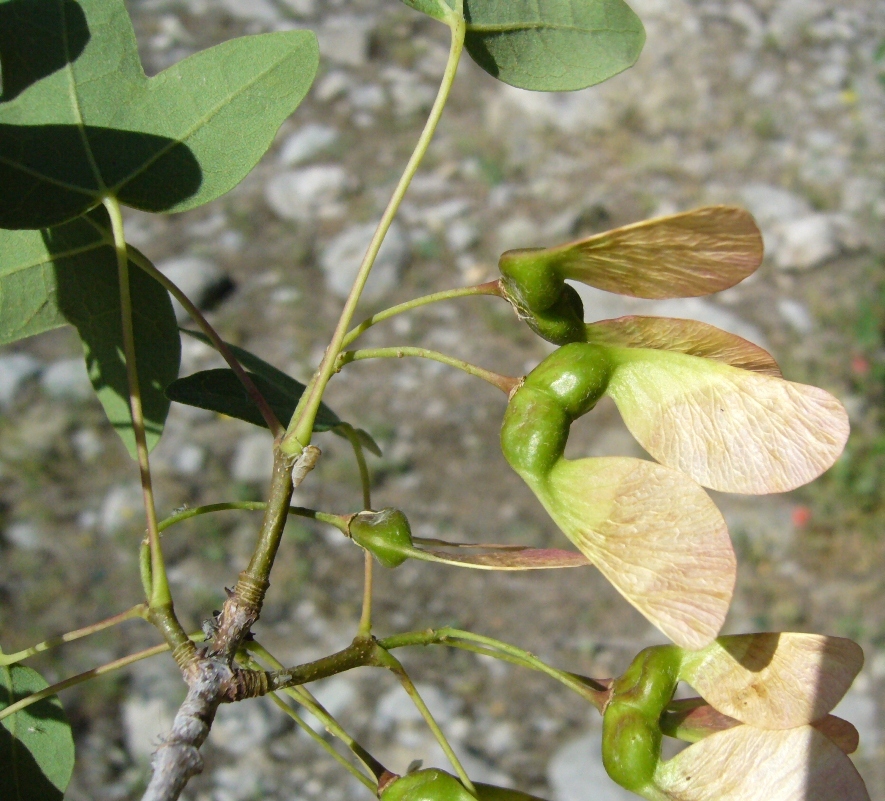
[41,357,93,401]
[4,521,45,551]
[279,124,339,166]
[495,216,542,254]
[383,67,435,118]
[739,184,812,226]
[375,683,460,728]
[71,428,104,462]
[264,164,351,222]
[768,0,827,48]
[777,298,814,334]
[170,443,206,476]
[231,431,275,484]
[279,0,316,16]
[832,687,880,752]
[99,483,145,537]
[446,220,480,254]
[121,696,178,763]
[0,353,41,407]
[319,221,410,301]
[349,83,387,112]
[212,698,282,754]
[217,0,280,24]
[157,256,234,322]
[314,70,350,102]
[772,214,838,270]
[548,729,636,801]
[317,16,374,67]
[304,675,359,733]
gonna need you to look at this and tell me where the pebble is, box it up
[303,675,359,733]
[317,16,374,67]
[319,220,410,301]
[832,687,881,752]
[264,164,351,222]
[121,696,178,763]
[41,357,93,401]
[771,214,839,270]
[777,298,814,334]
[4,521,45,551]
[99,483,145,537]
[279,124,339,166]
[383,67,435,118]
[375,683,461,728]
[548,729,636,801]
[156,256,233,322]
[231,431,275,484]
[212,698,283,754]
[0,353,41,407]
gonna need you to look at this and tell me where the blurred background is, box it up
[1,0,884,799]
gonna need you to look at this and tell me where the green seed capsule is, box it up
[381,770,549,801]
[499,248,562,312]
[501,386,570,480]
[523,343,612,420]
[602,646,683,798]
[349,508,413,568]
[519,285,586,346]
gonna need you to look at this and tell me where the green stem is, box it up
[0,634,203,723]
[0,605,148,666]
[341,281,503,349]
[378,628,610,713]
[375,647,477,796]
[103,198,187,648]
[280,15,467,455]
[248,641,387,780]
[336,347,518,394]
[267,692,377,790]
[128,249,283,436]
[139,502,348,599]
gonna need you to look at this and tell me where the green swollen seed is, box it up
[523,343,612,419]
[521,285,586,346]
[499,248,562,311]
[381,770,549,801]
[349,508,413,568]
[602,646,683,795]
[501,386,570,479]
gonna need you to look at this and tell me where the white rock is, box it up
[41,357,93,401]
[777,298,814,334]
[157,256,232,322]
[832,687,880,752]
[739,184,812,226]
[349,83,387,112]
[548,730,636,801]
[170,443,206,476]
[446,220,480,253]
[317,16,374,67]
[5,521,45,551]
[320,221,410,301]
[772,214,838,270]
[383,67,435,117]
[375,683,460,728]
[264,164,350,222]
[0,353,41,407]
[314,70,350,102]
[212,698,281,755]
[231,431,275,484]
[71,428,104,462]
[303,675,359,733]
[768,0,827,48]
[121,696,178,763]
[496,216,543,254]
[99,483,145,537]
[217,0,280,23]
[279,124,339,166]
[279,0,316,16]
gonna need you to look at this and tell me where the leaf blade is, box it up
[0,664,75,801]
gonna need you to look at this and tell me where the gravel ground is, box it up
[1,1,884,799]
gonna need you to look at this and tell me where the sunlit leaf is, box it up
[500,207,762,308]
[585,316,781,376]
[397,0,453,22]
[463,0,645,92]
[680,634,863,729]
[0,211,180,457]
[165,368,340,432]
[0,664,75,801]
[535,457,735,649]
[605,348,850,494]
[0,0,318,228]
[655,725,870,801]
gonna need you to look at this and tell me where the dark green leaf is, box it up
[0,209,181,457]
[0,664,75,801]
[166,368,341,432]
[398,0,454,22]
[0,0,318,229]
[463,0,645,91]
[353,426,383,457]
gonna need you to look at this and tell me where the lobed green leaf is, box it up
[0,0,318,229]
[463,0,645,91]
[0,664,75,801]
[0,210,180,457]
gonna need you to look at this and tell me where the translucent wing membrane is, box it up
[605,348,849,494]
[681,634,863,729]
[547,206,763,299]
[539,457,735,649]
[585,316,781,377]
[655,725,870,801]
